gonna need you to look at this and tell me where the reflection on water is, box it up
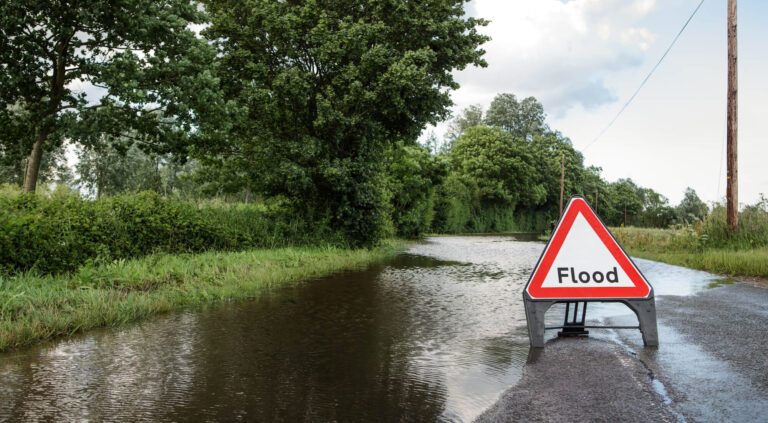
[0,235,728,422]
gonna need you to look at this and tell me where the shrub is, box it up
[701,198,768,250]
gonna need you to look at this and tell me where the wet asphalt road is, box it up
[476,280,768,423]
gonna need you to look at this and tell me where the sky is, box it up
[424,0,768,206]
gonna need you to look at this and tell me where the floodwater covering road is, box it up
[1,235,766,422]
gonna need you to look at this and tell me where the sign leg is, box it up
[625,299,659,347]
[525,300,553,348]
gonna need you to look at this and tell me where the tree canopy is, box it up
[201,0,489,245]
[0,0,219,192]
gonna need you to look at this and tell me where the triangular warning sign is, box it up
[525,196,653,299]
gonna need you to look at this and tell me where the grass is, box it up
[626,248,768,279]
[611,226,768,278]
[0,240,407,352]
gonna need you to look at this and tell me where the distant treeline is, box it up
[423,93,711,234]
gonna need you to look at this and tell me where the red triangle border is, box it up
[525,197,652,299]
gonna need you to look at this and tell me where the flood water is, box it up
[0,236,727,422]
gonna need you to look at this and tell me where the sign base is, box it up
[524,292,658,348]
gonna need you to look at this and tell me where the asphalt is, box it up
[475,338,677,423]
[475,280,768,422]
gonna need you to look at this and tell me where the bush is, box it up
[701,198,768,250]
[0,186,333,274]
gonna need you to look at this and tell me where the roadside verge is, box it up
[0,240,407,352]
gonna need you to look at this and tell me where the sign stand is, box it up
[523,296,658,348]
[558,301,589,337]
[523,196,658,348]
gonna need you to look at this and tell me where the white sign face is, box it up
[525,197,652,299]
[539,213,635,288]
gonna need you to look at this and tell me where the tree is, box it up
[527,131,584,217]
[636,187,675,227]
[0,140,71,187]
[677,187,708,223]
[484,93,547,140]
[445,104,484,143]
[451,126,544,208]
[603,180,642,226]
[581,166,607,212]
[76,139,200,199]
[384,143,447,237]
[203,0,488,245]
[0,0,219,192]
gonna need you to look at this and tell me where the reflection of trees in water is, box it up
[157,266,449,422]
[0,314,200,421]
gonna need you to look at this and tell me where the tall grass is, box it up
[629,248,768,278]
[612,197,768,278]
[0,241,406,352]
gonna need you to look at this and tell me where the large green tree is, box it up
[484,93,547,140]
[0,0,219,192]
[451,126,544,208]
[526,131,584,217]
[203,0,488,245]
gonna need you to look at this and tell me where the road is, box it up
[476,278,768,422]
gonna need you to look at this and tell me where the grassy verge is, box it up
[611,226,768,278]
[625,248,768,279]
[0,240,407,352]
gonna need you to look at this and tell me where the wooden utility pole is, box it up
[727,0,738,231]
[624,202,627,226]
[559,153,565,215]
[594,190,599,213]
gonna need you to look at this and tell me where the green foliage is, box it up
[451,126,544,207]
[676,187,709,224]
[201,0,488,246]
[600,179,643,226]
[0,142,72,186]
[614,198,768,278]
[631,248,768,278]
[384,143,447,238]
[484,93,547,140]
[0,188,334,274]
[75,142,201,200]
[445,104,484,144]
[0,0,220,190]
[432,174,474,233]
[701,196,768,250]
[615,195,768,258]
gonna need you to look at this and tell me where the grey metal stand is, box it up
[523,293,658,348]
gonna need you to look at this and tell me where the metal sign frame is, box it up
[523,195,658,348]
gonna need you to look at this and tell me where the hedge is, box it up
[0,189,333,274]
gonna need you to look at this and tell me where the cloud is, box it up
[451,0,658,117]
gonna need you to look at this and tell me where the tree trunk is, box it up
[97,168,102,200]
[22,133,46,193]
[245,186,252,204]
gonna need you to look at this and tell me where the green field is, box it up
[0,241,406,352]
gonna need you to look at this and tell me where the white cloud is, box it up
[451,0,658,117]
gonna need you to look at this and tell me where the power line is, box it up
[583,0,706,152]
